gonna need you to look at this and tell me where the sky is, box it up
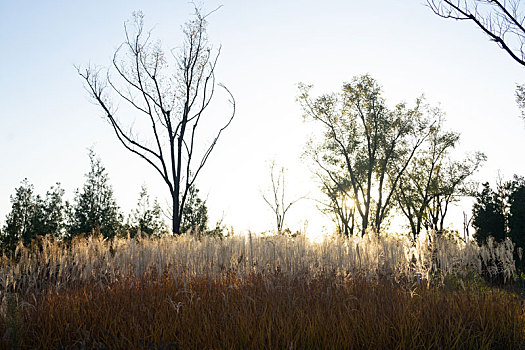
[1,0,524,236]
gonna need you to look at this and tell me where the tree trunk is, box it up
[361,215,368,237]
[172,196,181,235]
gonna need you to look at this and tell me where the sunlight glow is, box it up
[306,231,328,244]
[344,197,355,210]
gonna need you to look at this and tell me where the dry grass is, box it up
[3,273,525,349]
[0,232,522,349]
[0,232,517,297]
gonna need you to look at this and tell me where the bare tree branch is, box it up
[261,161,305,234]
[78,8,235,234]
[428,0,525,66]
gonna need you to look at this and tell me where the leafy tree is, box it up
[508,178,525,250]
[308,154,356,236]
[300,75,432,235]
[1,180,66,250]
[78,8,235,235]
[516,86,525,121]
[1,179,43,250]
[40,183,67,239]
[180,185,208,234]
[318,175,356,237]
[472,182,506,244]
[424,153,486,234]
[395,115,460,239]
[128,185,166,237]
[205,217,227,237]
[473,176,525,270]
[69,150,122,238]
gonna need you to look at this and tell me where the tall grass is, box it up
[0,232,516,297]
[6,273,525,349]
[0,232,522,348]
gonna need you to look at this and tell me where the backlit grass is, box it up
[0,233,522,349]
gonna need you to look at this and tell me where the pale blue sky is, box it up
[1,1,524,234]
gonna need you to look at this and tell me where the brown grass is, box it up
[3,272,525,349]
[0,233,523,349]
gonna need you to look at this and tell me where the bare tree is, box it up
[463,211,473,241]
[428,0,525,66]
[77,8,235,234]
[262,161,303,234]
[428,1,525,121]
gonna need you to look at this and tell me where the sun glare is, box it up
[344,197,355,210]
[307,231,328,244]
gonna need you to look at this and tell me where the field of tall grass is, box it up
[0,232,523,349]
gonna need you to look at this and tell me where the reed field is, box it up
[1,232,524,349]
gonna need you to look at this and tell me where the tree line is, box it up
[0,150,215,252]
[4,4,524,254]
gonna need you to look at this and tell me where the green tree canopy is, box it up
[472,177,525,271]
[69,150,122,238]
[128,185,166,237]
[180,185,208,235]
[41,184,67,239]
[300,75,433,235]
[395,116,464,239]
[2,179,42,250]
[472,182,506,244]
[508,178,525,250]
[1,180,66,250]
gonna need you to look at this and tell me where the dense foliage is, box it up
[68,150,123,239]
[126,184,167,238]
[180,185,209,235]
[0,180,66,251]
[472,177,525,270]
[0,151,212,251]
